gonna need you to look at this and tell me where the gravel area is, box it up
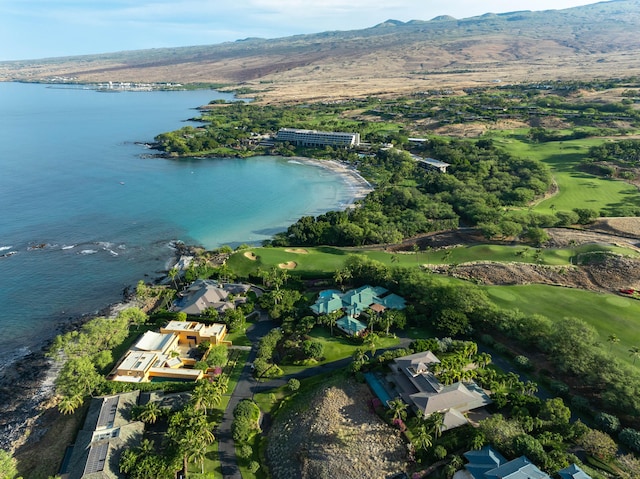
[266,378,409,479]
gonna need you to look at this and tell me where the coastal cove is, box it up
[0,82,367,448]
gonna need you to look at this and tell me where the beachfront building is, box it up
[173,279,250,316]
[310,285,406,337]
[61,391,144,479]
[161,320,227,346]
[110,320,228,383]
[276,128,361,147]
[387,351,491,431]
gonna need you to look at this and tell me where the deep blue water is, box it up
[0,82,352,366]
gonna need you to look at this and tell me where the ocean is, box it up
[0,82,354,368]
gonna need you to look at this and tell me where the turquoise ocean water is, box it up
[0,82,353,367]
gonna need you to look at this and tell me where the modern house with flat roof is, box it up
[387,351,491,430]
[161,320,227,346]
[61,391,144,479]
[111,321,228,383]
[276,128,361,147]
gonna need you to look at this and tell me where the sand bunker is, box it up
[278,261,297,269]
[284,248,309,254]
[244,251,257,261]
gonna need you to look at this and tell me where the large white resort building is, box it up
[276,128,361,147]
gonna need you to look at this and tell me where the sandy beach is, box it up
[287,157,373,207]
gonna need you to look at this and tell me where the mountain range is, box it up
[2,0,640,103]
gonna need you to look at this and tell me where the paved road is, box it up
[216,318,412,478]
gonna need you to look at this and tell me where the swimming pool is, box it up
[318,289,342,299]
[364,372,393,406]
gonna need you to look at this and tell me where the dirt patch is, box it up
[244,251,257,261]
[278,261,297,269]
[266,378,408,479]
[284,248,309,254]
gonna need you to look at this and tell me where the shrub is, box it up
[570,395,591,413]
[578,429,618,460]
[595,412,620,434]
[479,334,495,346]
[238,444,253,459]
[248,461,260,473]
[619,428,640,453]
[287,378,300,392]
[514,355,532,370]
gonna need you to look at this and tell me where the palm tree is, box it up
[425,411,445,440]
[364,332,379,357]
[138,402,162,424]
[630,346,640,365]
[388,398,408,421]
[58,394,83,415]
[353,348,369,365]
[412,424,433,452]
[188,441,208,474]
[168,267,179,289]
[608,334,620,352]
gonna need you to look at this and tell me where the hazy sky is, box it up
[1,0,605,61]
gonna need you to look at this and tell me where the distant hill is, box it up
[2,0,640,103]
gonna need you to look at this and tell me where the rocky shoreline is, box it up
[0,298,141,452]
[0,241,194,453]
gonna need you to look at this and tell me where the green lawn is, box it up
[484,283,640,366]
[227,244,637,280]
[490,134,640,216]
[278,326,400,375]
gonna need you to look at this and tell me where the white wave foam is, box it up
[288,160,303,165]
[96,241,114,249]
[0,246,12,251]
[79,249,98,255]
[61,244,76,250]
[108,249,119,257]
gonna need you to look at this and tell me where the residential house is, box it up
[61,391,144,479]
[161,320,227,346]
[111,320,228,383]
[462,446,550,479]
[174,279,249,316]
[558,464,592,479]
[310,285,406,337]
[387,351,491,430]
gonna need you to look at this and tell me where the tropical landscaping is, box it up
[9,77,640,479]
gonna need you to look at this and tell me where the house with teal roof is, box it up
[309,293,343,315]
[336,316,368,336]
[310,285,406,336]
[462,446,550,479]
[558,464,592,479]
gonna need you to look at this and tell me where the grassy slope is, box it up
[227,244,637,276]
[485,283,640,366]
[488,131,640,216]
